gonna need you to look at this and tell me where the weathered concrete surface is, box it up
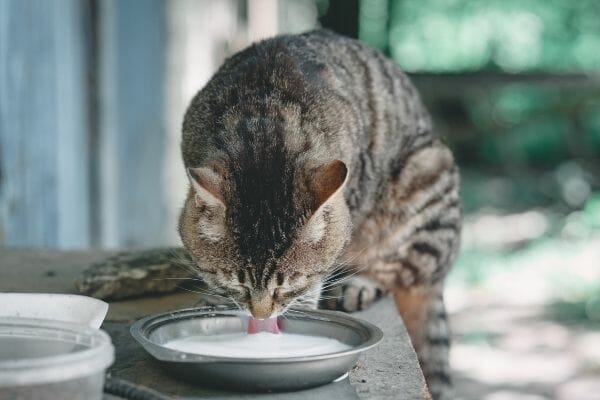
[0,247,114,293]
[354,302,432,400]
[0,248,429,399]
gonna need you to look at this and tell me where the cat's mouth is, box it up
[247,316,280,334]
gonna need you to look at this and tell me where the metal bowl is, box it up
[130,306,383,392]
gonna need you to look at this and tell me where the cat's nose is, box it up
[249,295,273,319]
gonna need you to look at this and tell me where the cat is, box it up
[178,29,461,400]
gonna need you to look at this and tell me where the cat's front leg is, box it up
[319,274,383,312]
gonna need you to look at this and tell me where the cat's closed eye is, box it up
[272,287,282,299]
[280,286,312,300]
[226,284,250,298]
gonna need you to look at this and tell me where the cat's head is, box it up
[178,158,351,319]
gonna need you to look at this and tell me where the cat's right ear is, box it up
[187,167,225,208]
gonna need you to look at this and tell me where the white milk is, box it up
[164,332,351,358]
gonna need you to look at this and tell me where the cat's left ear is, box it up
[301,160,348,244]
[310,159,348,212]
[187,167,225,208]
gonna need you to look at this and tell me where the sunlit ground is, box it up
[447,201,600,399]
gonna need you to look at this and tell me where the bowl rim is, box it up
[0,317,114,386]
[130,306,383,364]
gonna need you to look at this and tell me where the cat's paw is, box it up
[320,276,383,312]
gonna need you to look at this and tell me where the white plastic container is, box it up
[0,317,114,400]
[0,293,109,329]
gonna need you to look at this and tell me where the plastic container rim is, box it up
[0,317,114,387]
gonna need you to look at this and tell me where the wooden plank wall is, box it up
[0,0,92,248]
[0,0,166,249]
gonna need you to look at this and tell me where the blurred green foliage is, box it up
[356,0,600,172]
[359,0,390,53]
[548,277,600,327]
[359,0,600,72]
[455,85,600,168]
[354,0,600,314]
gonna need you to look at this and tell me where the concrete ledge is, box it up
[0,247,428,399]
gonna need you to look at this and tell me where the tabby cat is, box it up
[178,30,461,399]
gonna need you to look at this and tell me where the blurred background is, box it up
[1,0,599,398]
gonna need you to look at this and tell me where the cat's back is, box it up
[182,30,432,179]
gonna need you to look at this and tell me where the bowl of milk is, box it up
[130,306,383,391]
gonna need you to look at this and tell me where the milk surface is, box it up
[164,332,351,358]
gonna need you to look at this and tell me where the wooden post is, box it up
[248,0,279,43]
[163,0,241,246]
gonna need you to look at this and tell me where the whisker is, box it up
[320,273,363,290]
[176,285,230,300]
[228,296,243,312]
[152,277,204,282]
[284,307,314,318]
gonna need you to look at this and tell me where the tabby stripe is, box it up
[411,131,434,149]
[415,178,455,215]
[427,337,450,347]
[361,57,377,117]
[356,287,365,310]
[418,219,460,234]
[400,91,411,118]
[435,308,447,319]
[411,241,441,260]
[430,270,449,285]
[337,59,354,80]
[261,260,278,287]
[427,371,452,385]
[237,270,245,284]
[444,197,460,209]
[398,258,422,283]
[380,255,420,282]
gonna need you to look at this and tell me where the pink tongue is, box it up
[247,317,280,334]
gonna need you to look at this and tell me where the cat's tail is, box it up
[421,288,453,400]
[393,284,453,400]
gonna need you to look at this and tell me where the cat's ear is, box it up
[187,167,225,208]
[301,160,348,244]
[310,159,348,212]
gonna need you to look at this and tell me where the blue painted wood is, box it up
[98,0,167,247]
[55,0,93,248]
[0,0,91,248]
[1,0,168,249]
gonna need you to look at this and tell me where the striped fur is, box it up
[178,30,461,398]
